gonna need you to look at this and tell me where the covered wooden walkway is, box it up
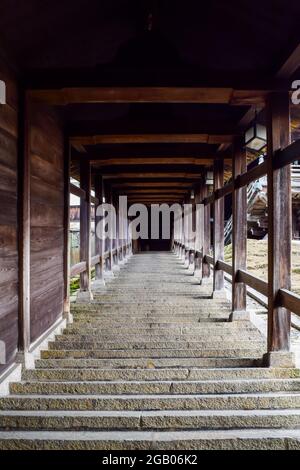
[1,0,300,449]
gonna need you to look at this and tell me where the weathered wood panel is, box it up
[0,59,18,373]
[232,137,247,314]
[267,93,292,352]
[29,103,64,343]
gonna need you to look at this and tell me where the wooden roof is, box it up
[1,1,299,203]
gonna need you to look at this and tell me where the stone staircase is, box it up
[0,251,300,449]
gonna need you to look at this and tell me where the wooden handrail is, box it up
[237,269,268,297]
[235,161,267,189]
[70,244,130,278]
[70,183,86,199]
[204,254,213,265]
[216,259,233,275]
[278,289,300,317]
[274,139,300,170]
[70,261,87,277]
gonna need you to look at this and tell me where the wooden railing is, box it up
[174,241,300,320]
[174,130,300,334]
[70,244,131,278]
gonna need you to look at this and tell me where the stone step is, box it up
[40,348,265,360]
[10,379,300,396]
[62,325,257,335]
[71,302,229,311]
[1,409,300,432]
[49,339,263,350]
[1,392,300,411]
[23,367,300,382]
[2,429,298,449]
[58,333,261,344]
[34,357,262,369]
[70,317,230,324]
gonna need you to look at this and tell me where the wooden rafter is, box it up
[70,133,234,146]
[28,86,268,106]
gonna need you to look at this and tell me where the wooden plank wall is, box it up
[0,58,19,373]
[29,102,64,342]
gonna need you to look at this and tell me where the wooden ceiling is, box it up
[1,1,299,204]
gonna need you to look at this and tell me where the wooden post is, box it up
[212,159,225,297]
[202,185,211,283]
[104,183,113,274]
[265,92,294,367]
[194,186,204,279]
[63,137,72,322]
[77,159,93,301]
[94,174,105,286]
[18,91,31,354]
[230,137,248,321]
[113,194,120,271]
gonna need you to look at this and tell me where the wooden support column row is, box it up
[265,92,294,367]
[230,137,248,321]
[18,91,31,355]
[212,159,225,297]
[94,174,105,286]
[105,183,113,274]
[202,184,211,283]
[77,160,93,301]
[63,137,72,322]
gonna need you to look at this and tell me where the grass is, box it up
[70,268,96,295]
[225,239,300,295]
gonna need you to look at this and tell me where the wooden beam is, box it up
[18,91,31,352]
[213,159,225,294]
[273,139,300,170]
[237,270,268,297]
[79,160,92,292]
[216,260,233,276]
[276,44,300,79]
[120,189,187,194]
[92,157,228,166]
[70,183,86,199]
[103,172,203,180]
[235,161,267,189]
[71,133,234,146]
[267,92,292,354]
[112,182,193,188]
[29,87,234,105]
[231,137,247,320]
[279,289,300,318]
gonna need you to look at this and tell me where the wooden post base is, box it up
[229,310,250,322]
[263,351,295,368]
[92,279,105,290]
[211,289,227,300]
[76,290,94,303]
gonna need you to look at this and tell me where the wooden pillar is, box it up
[94,175,105,286]
[113,194,120,269]
[105,183,113,272]
[202,185,211,282]
[212,159,225,297]
[194,186,204,279]
[18,91,31,353]
[63,138,72,322]
[78,160,93,300]
[230,137,248,320]
[265,92,294,367]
